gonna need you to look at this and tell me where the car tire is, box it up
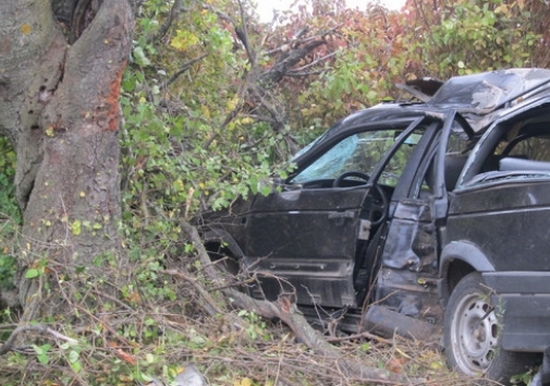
[444,272,535,385]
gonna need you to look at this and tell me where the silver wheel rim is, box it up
[450,292,499,375]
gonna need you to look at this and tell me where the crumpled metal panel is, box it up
[374,267,442,325]
[428,68,550,132]
[380,202,436,272]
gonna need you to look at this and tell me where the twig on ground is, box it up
[0,324,78,356]
[326,331,394,344]
[179,220,425,384]
[162,268,222,316]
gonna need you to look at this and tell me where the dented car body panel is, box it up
[199,69,550,367]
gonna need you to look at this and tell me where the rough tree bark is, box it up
[0,0,134,318]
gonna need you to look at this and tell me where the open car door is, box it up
[242,117,439,310]
[370,112,471,327]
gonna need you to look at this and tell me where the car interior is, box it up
[461,108,550,187]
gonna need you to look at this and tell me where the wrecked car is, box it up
[198,68,550,385]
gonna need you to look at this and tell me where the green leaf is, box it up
[70,360,82,373]
[33,344,51,365]
[68,350,80,363]
[133,46,151,66]
[25,268,40,279]
[71,220,81,236]
[122,76,136,92]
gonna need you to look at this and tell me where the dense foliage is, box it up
[1,0,548,384]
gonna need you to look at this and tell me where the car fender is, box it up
[438,240,495,304]
[201,228,245,259]
[440,240,495,274]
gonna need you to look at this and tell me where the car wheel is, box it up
[444,272,535,385]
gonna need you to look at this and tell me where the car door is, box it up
[242,117,437,309]
[372,112,469,325]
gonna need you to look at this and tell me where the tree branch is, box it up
[201,2,234,24]
[160,53,209,89]
[287,49,340,74]
[284,69,327,77]
[260,39,326,87]
[155,0,183,41]
[236,0,255,65]
[0,324,78,356]
[179,220,424,384]
[162,269,223,317]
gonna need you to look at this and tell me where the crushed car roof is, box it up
[292,68,550,164]
[405,68,550,132]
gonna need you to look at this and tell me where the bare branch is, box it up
[326,331,393,344]
[260,39,326,87]
[235,0,255,65]
[179,220,424,384]
[160,53,209,89]
[250,87,284,129]
[155,0,184,41]
[262,25,341,57]
[284,69,327,77]
[201,2,234,24]
[0,324,78,356]
[162,269,223,317]
[287,49,340,74]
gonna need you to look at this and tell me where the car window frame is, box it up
[285,117,425,184]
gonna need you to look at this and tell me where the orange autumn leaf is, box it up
[115,348,136,365]
[385,357,406,373]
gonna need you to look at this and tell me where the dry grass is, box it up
[0,239,505,386]
[0,271,495,386]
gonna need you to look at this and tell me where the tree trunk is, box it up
[0,0,134,319]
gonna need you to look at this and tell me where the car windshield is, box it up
[291,127,419,186]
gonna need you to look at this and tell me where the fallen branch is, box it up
[326,330,393,344]
[180,220,424,384]
[162,268,223,317]
[0,324,77,356]
[286,49,339,76]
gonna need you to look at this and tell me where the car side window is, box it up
[460,108,550,187]
[504,136,550,161]
[378,130,424,188]
[290,135,359,183]
[290,127,426,186]
[415,123,472,197]
[291,129,408,185]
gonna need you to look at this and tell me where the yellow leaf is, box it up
[233,378,253,386]
[494,4,508,14]
[226,97,239,111]
[20,24,32,35]
[201,105,210,119]
[170,30,199,52]
[71,220,81,236]
[174,179,184,192]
